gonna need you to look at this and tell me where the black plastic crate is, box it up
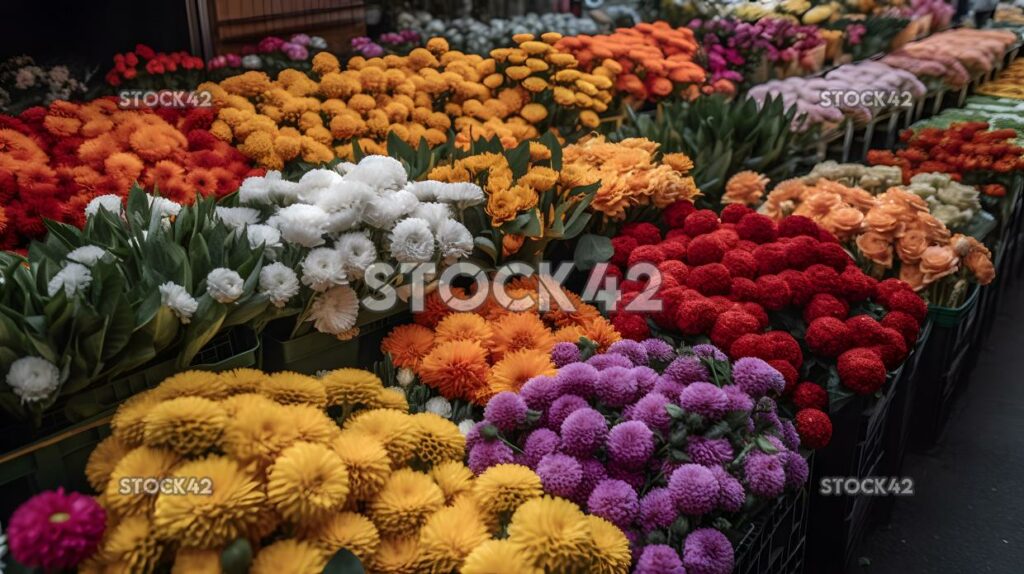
[733,460,812,574]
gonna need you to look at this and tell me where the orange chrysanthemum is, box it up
[380,324,436,369]
[578,316,621,352]
[434,312,495,349]
[414,289,458,329]
[418,340,490,402]
[489,313,556,361]
[485,349,557,399]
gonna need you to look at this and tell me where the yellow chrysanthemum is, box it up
[330,430,392,501]
[171,549,222,574]
[378,387,409,411]
[368,468,445,537]
[312,52,341,75]
[287,403,342,444]
[142,396,228,456]
[98,515,164,573]
[461,539,543,574]
[506,496,598,572]
[111,391,163,447]
[86,435,130,492]
[473,464,543,516]
[434,312,495,349]
[585,516,631,574]
[267,441,350,523]
[412,412,466,466]
[262,371,328,407]
[151,371,229,401]
[221,399,300,468]
[251,539,327,574]
[218,367,267,395]
[486,349,557,397]
[343,408,420,468]
[105,446,181,519]
[152,455,267,549]
[321,368,385,408]
[370,537,422,574]
[304,511,380,561]
[490,312,556,360]
[424,460,472,503]
[416,499,491,573]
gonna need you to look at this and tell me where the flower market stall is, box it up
[1,4,1024,573]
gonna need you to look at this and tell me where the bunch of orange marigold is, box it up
[381,278,620,405]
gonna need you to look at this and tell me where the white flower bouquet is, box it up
[903,172,987,233]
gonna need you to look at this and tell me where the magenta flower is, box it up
[8,488,106,570]
[484,392,528,432]
[683,528,735,574]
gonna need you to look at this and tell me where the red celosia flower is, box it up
[803,293,849,323]
[768,359,798,393]
[657,239,688,261]
[628,244,667,267]
[754,275,790,311]
[872,327,909,370]
[663,199,695,229]
[777,215,821,238]
[686,234,726,265]
[804,264,840,296]
[686,263,732,295]
[722,249,758,279]
[795,408,832,449]
[611,235,638,267]
[720,203,753,223]
[675,297,719,335]
[612,312,650,341]
[730,277,759,301]
[883,289,927,323]
[736,239,759,252]
[621,279,646,294]
[753,243,788,275]
[874,278,912,305]
[793,383,828,411]
[683,209,720,236]
[880,311,920,347]
[729,333,771,361]
[844,314,886,348]
[620,222,662,246]
[766,330,802,368]
[736,213,777,244]
[783,235,819,270]
[737,302,769,330]
[805,317,851,358]
[778,270,815,307]
[837,266,877,302]
[658,260,689,284]
[711,228,740,249]
[652,286,690,330]
[665,228,690,243]
[837,347,887,395]
[710,310,760,349]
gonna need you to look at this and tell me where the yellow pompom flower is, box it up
[528,142,552,161]
[519,103,548,123]
[321,368,384,408]
[251,539,327,574]
[305,511,380,561]
[218,367,266,395]
[426,37,449,55]
[473,464,543,516]
[525,58,550,73]
[461,539,543,574]
[312,52,341,75]
[331,430,392,501]
[343,409,420,468]
[368,468,445,537]
[429,461,475,504]
[521,77,548,93]
[412,413,466,465]
[142,396,227,456]
[483,73,504,89]
[221,399,300,468]
[171,549,222,574]
[285,404,340,445]
[585,516,631,574]
[98,515,164,573]
[378,387,409,411]
[370,537,422,574]
[152,455,267,549]
[268,441,350,523]
[541,32,563,44]
[579,110,600,129]
[520,41,552,56]
[86,435,129,492]
[507,496,599,572]
[505,66,532,81]
[152,371,229,401]
[105,446,181,519]
[416,500,491,573]
[262,371,327,407]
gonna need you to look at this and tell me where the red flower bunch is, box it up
[0,98,261,250]
[867,122,1024,195]
[105,44,205,87]
[607,201,927,448]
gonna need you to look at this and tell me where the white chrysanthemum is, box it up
[389,218,435,263]
[334,161,358,176]
[362,190,418,229]
[84,194,123,218]
[412,203,452,231]
[159,281,199,323]
[215,206,262,230]
[206,268,244,304]
[259,262,301,307]
[318,180,377,212]
[239,173,274,204]
[6,356,61,404]
[323,208,361,234]
[246,224,283,251]
[47,263,92,298]
[309,36,328,50]
[397,368,416,387]
[301,247,348,292]
[309,285,360,335]
[424,396,453,418]
[344,155,408,192]
[270,204,328,248]
[148,196,182,219]
[297,168,344,204]
[436,219,474,262]
[457,419,476,436]
[335,232,378,279]
[405,180,444,202]
[66,245,107,267]
[269,175,301,204]
[434,182,486,209]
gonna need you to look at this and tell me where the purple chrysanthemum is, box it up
[780,419,802,451]
[679,382,730,420]
[7,488,106,570]
[683,528,735,574]
[744,452,786,498]
[536,453,583,498]
[595,366,638,407]
[754,408,784,436]
[556,363,599,399]
[653,377,687,401]
[630,391,673,433]
[721,384,754,412]
[639,487,677,531]
[608,339,649,366]
[635,544,687,574]
[547,394,589,430]
[709,465,745,513]
[642,338,676,363]
[780,451,809,489]
[732,357,786,397]
[551,342,581,367]
[464,421,489,451]
[632,366,660,394]
[560,407,609,458]
[668,464,720,516]
[521,428,560,468]
[587,479,639,529]
[519,375,560,410]
[607,465,646,491]
[663,356,711,386]
[686,436,735,467]
[484,392,528,432]
[607,421,655,469]
[572,458,608,506]
[468,440,514,474]
[587,352,634,371]
[691,343,728,361]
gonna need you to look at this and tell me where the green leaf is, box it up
[220,538,253,574]
[177,295,228,368]
[505,141,531,181]
[755,436,780,454]
[664,403,685,419]
[473,237,498,261]
[573,234,613,271]
[323,548,366,574]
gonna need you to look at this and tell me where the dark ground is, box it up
[855,284,1024,573]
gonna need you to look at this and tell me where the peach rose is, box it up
[899,264,926,291]
[916,212,951,244]
[965,251,995,285]
[919,245,959,283]
[864,208,900,236]
[827,207,865,240]
[896,229,929,264]
[856,231,894,268]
